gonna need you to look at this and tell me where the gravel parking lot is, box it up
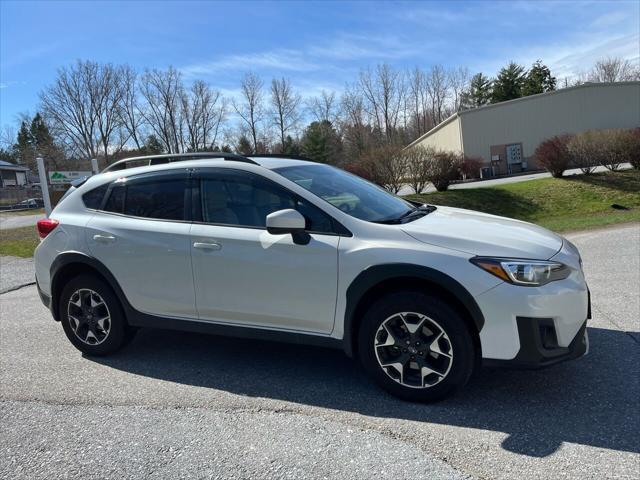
[1,224,638,479]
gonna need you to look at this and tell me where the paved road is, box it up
[397,163,633,195]
[0,212,44,230]
[1,224,638,479]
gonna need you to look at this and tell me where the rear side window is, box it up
[123,179,188,220]
[82,184,108,209]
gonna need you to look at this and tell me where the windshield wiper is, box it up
[374,204,437,224]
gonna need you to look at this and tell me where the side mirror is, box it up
[266,209,306,235]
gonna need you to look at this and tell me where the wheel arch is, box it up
[50,252,131,322]
[343,264,484,357]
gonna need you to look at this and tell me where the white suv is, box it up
[34,153,590,402]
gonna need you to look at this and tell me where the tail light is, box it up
[37,218,59,239]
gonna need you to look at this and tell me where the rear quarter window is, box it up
[82,184,109,209]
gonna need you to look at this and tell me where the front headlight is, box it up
[470,257,571,286]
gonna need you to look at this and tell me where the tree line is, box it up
[1,56,637,176]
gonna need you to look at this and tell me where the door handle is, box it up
[93,234,116,243]
[193,241,222,251]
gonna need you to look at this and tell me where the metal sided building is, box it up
[406,81,640,178]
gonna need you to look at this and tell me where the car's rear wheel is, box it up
[358,292,475,402]
[59,274,133,355]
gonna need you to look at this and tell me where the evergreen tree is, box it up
[235,135,254,155]
[143,135,164,154]
[460,73,492,109]
[491,62,526,103]
[301,121,342,164]
[30,113,55,148]
[14,120,35,166]
[523,60,556,96]
[282,135,301,156]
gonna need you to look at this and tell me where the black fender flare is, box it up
[342,263,485,357]
[49,252,134,321]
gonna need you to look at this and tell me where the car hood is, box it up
[401,206,563,259]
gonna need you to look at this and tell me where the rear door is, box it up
[85,170,196,319]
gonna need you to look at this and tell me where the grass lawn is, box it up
[0,226,40,258]
[0,208,45,216]
[407,169,640,232]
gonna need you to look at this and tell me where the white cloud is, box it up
[181,49,320,78]
[591,10,629,28]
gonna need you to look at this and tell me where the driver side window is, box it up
[199,170,335,234]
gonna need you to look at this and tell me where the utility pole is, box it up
[36,156,53,217]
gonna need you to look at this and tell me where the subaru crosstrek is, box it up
[34,153,590,402]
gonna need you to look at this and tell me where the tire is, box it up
[58,274,132,356]
[358,291,475,402]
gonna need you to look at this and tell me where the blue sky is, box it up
[1,0,639,127]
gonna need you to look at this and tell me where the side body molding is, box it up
[342,263,485,357]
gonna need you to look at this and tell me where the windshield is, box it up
[274,164,413,222]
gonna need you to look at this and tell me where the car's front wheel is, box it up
[358,292,476,402]
[59,274,133,355]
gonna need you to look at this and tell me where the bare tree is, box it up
[588,57,640,82]
[0,124,16,151]
[340,86,371,159]
[359,64,406,142]
[308,90,338,124]
[40,60,126,162]
[119,65,145,150]
[270,77,302,152]
[181,80,227,151]
[448,66,470,112]
[426,65,449,125]
[139,67,185,153]
[408,67,430,137]
[233,72,264,153]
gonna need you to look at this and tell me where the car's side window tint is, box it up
[103,185,125,214]
[82,184,109,209]
[123,178,188,220]
[201,172,334,233]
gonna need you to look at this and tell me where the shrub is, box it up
[599,129,629,172]
[403,145,436,194]
[342,162,374,182]
[460,156,483,179]
[358,144,406,193]
[534,135,572,178]
[629,128,640,170]
[567,131,603,174]
[425,151,463,192]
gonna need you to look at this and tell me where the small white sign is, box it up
[48,171,92,184]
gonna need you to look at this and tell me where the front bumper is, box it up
[484,317,588,368]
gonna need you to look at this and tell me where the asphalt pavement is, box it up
[1,224,638,479]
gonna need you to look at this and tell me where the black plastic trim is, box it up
[36,280,51,309]
[129,314,343,351]
[342,263,485,357]
[483,317,588,369]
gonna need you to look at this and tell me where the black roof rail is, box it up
[249,154,315,162]
[102,152,258,173]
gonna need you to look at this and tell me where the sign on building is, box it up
[48,171,92,184]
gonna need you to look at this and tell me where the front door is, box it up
[190,169,340,334]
